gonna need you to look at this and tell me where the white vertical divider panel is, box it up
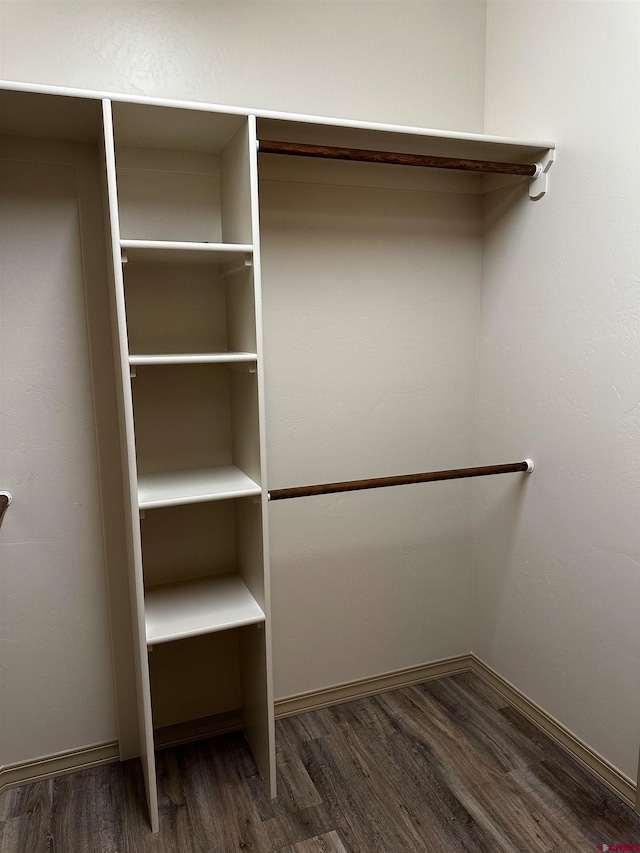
[220,115,276,796]
[101,99,159,832]
[246,114,276,796]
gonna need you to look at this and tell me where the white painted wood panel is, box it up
[101,99,159,832]
[220,119,253,244]
[129,353,256,365]
[124,263,229,356]
[121,240,252,265]
[140,500,237,588]
[137,466,261,509]
[111,100,246,152]
[148,631,241,729]
[0,80,554,155]
[241,114,277,796]
[145,573,265,645]
[131,363,234,475]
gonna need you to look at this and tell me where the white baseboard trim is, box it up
[274,653,637,812]
[0,741,119,796]
[274,654,474,718]
[470,655,637,810]
[0,713,248,796]
[2,655,637,815]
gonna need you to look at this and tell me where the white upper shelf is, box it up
[0,81,555,163]
[121,240,253,265]
[138,465,261,509]
[129,353,257,366]
[256,118,551,166]
[145,572,265,646]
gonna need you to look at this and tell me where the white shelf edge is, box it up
[120,239,253,253]
[129,352,257,366]
[144,572,265,646]
[139,490,262,510]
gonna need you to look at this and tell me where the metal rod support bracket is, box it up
[0,491,12,528]
[529,149,554,200]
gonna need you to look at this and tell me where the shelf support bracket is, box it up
[130,365,137,379]
[529,149,555,200]
[229,363,257,375]
[221,254,252,278]
[121,249,128,265]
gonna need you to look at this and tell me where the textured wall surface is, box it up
[478,0,640,780]
[0,154,118,766]
[0,0,486,131]
[260,177,481,697]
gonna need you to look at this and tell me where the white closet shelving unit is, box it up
[101,98,274,832]
[0,80,554,833]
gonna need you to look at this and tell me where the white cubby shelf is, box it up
[145,573,265,646]
[138,466,261,510]
[120,239,253,266]
[129,353,257,366]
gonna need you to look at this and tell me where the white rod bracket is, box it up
[0,491,12,529]
[529,149,554,200]
[524,458,535,473]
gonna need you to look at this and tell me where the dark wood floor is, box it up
[2,673,639,852]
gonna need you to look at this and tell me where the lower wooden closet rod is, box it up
[268,459,535,501]
[258,140,541,178]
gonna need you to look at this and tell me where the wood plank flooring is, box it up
[1,673,639,852]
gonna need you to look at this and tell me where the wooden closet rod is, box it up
[268,459,535,501]
[258,140,540,177]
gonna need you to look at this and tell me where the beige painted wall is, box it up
[0,1,486,131]
[0,1,487,765]
[477,1,639,781]
[0,146,119,766]
[260,173,481,697]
